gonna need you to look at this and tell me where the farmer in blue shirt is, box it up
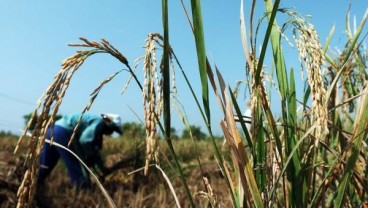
[37,113,122,188]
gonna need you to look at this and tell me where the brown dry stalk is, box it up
[214,66,262,205]
[220,113,260,206]
[293,21,329,145]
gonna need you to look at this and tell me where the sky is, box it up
[0,1,367,136]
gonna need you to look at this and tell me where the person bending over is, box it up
[37,113,122,188]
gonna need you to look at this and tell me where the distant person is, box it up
[37,113,122,188]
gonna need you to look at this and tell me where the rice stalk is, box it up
[290,18,329,202]
[121,57,143,95]
[140,34,167,172]
[14,37,140,207]
[143,33,160,174]
[263,3,312,205]
[162,4,195,202]
[139,31,196,205]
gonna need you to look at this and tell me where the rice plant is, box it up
[14,1,367,207]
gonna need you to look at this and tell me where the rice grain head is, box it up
[143,33,160,174]
[293,21,329,145]
[194,177,218,207]
[141,33,178,175]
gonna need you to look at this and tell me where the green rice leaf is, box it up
[190,0,210,124]
[334,84,368,207]
[254,0,281,86]
[342,9,367,65]
[287,68,305,205]
[323,25,335,53]
[162,1,195,206]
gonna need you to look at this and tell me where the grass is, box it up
[11,1,368,207]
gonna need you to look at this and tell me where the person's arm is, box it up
[79,122,110,175]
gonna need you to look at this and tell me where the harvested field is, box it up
[0,135,230,207]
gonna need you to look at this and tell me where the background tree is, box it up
[170,127,179,139]
[121,122,145,138]
[181,125,207,140]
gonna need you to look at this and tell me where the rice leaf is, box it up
[322,25,335,53]
[240,0,252,67]
[287,68,305,205]
[222,87,264,208]
[162,1,195,206]
[229,89,252,149]
[190,0,210,124]
[254,0,281,86]
[334,83,368,207]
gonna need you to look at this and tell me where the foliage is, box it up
[181,125,207,140]
[0,130,17,138]
[121,122,145,139]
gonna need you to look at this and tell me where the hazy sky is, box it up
[0,1,366,135]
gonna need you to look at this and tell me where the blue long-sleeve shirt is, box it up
[55,113,106,170]
[56,113,104,143]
